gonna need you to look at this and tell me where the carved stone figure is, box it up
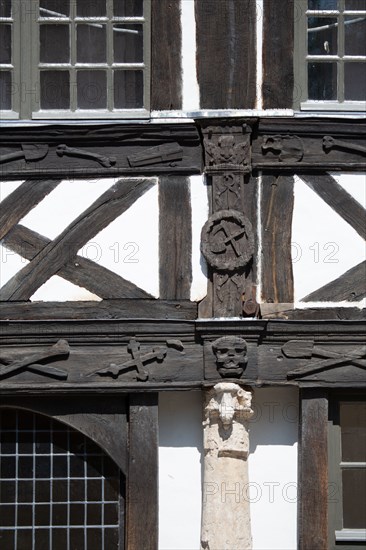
[262,134,304,162]
[212,336,248,378]
[201,210,254,272]
[201,383,254,550]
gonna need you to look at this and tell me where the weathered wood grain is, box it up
[298,389,328,550]
[262,0,294,108]
[0,178,155,301]
[261,175,294,303]
[127,394,158,550]
[0,300,198,320]
[261,305,366,320]
[0,179,61,240]
[302,261,366,302]
[3,224,153,299]
[301,174,366,241]
[151,0,182,110]
[159,176,192,299]
[195,0,256,109]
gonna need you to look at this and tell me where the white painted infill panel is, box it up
[79,182,159,298]
[159,391,203,550]
[190,175,209,302]
[31,276,100,302]
[249,387,298,550]
[330,172,366,208]
[292,175,366,304]
[0,180,25,201]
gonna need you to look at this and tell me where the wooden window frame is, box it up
[294,0,366,112]
[298,389,366,550]
[0,0,151,120]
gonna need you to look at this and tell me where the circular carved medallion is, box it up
[201,210,254,272]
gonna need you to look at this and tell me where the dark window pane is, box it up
[308,17,338,54]
[35,456,51,478]
[40,25,70,63]
[342,469,366,528]
[35,504,50,525]
[40,0,70,17]
[0,505,15,527]
[69,529,85,549]
[308,62,337,99]
[18,456,34,478]
[16,529,33,547]
[0,24,11,64]
[18,480,34,502]
[114,0,143,16]
[18,504,33,526]
[69,455,85,477]
[77,70,107,108]
[52,480,67,502]
[69,503,84,525]
[35,432,50,454]
[0,71,12,110]
[70,479,85,501]
[35,480,51,502]
[87,479,101,501]
[0,0,11,17]
[53,456,68,477]
[1,456,16,477]
[113,24,143,63]
[40,70,70,109]
[345,0,366,8]
[52,503,67,524]
[0,481,16,503]
[52,431,68,453]
[77,24,106,63]
[345,16,366,55]
[87,504,101,524]
[308,0,338,8]
[18,431,34,454]
[77,0,106,17]
[34,528,50,549]
[104,502,118,524]
[87,529,102,548]
[345,63,366,100]
[52,528,67,550]
[104,527,119,549]
[114,70,143,108]
[341,402,366,461]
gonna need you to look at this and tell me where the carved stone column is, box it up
[201,383,254,550]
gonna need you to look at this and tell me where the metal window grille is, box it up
[0,409,123,550]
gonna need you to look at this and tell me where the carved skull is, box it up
[212,336,248,378]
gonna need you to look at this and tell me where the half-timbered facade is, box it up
[0,1,365,549]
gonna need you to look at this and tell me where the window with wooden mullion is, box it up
[294,0,366,110]
[0,0,149,119]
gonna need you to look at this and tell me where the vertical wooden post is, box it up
[298,388,329,550]
[127,393,159,550]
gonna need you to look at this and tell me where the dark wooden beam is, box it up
[0,299,198,320]
[298,389,328,550]
[127,394,158,550]
[0,179,61,240]
[262,0,294,108]
[195,0,256,109]
[0,179,155,301]
[302,261,366,302]
[301,174,366,241]
[3,224,153,300]
[261,175,294,303]
[151,0,182,110]
[159,176,192,300]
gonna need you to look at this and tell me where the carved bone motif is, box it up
[94,338,184,381]
[323,136,366,156]
[261,135,304,162]
[0,144,49,165]
[56,144,117,168]
[212,336,248,378]
[282,340,366,379]
[0,340,69,379]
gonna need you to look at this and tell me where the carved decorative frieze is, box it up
[212,336,248,378]
[94,338,184,381]
[56,144,117,168]
[323,135,366,156]
[282,339,366,379]
[0,144,49,165]
[202,123,251,174]
[201,383,253,550]
[261,134,304,162]
[127,143,183,167]
[0,340,69,380]
[201,210,254,272]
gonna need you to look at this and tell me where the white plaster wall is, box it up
[190,175,209,302]
[292,173,366,306]
[249,387,299,550]
[159,391,203,550]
